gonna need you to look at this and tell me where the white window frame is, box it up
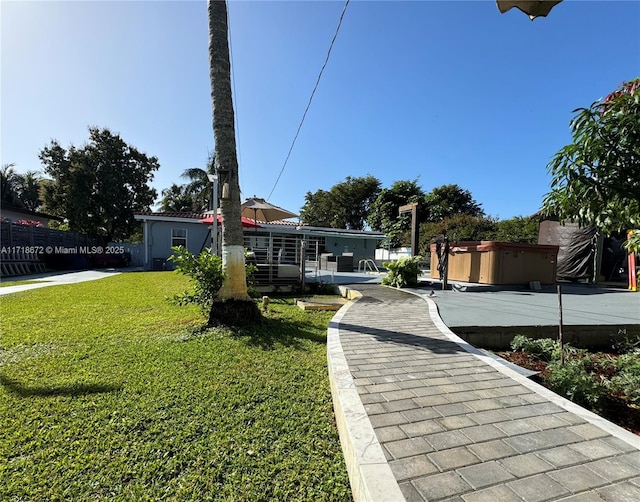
[171,228,187,248]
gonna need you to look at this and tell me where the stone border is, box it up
[327,290,405,502]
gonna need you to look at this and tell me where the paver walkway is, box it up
[328,285,640,502]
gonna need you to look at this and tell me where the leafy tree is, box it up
[368,181,484,248]
[543,78,640,251]
[423,184,484,222]
[300,175,381,230]
[300,189,333,227]
[39,127,159,245]
[495,216,540,244]
[367,179,425,247]
[419,214,497,253]
[207,0,260,325]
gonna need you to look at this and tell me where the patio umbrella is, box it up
[199,214,261,228]
[240,197,298,224]
[496,1,563,20]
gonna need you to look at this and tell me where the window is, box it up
[171,228,187,248]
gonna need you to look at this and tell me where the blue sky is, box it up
[2,0,638,221]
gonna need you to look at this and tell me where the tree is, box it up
[39,127,159,244]
[423,184,484,222]
[300,175,381,230]
[181,152,216,211]
[160,183,199,213]
[1,164,19,206]
[207,0,260,325]
[543,78,640,251]
[1,165,47,212]
[15,171,45,212]
[367,179,425,247]
[495,216,539,244]
[419,215,497,252]
[300,189,333,227]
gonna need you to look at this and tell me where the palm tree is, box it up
[16,171,44,212]
[181,153,216,211]
[160,183,198,213]
[1,163,21,206]
[207,0,260,324]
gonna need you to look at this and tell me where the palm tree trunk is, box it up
[207,0,260,324]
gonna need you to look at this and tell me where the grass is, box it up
[0,272,351,501]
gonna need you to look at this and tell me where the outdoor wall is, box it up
[145,221,210,270]
[108,242,144,267]
[323,235,377,264]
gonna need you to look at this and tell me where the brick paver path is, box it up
[335,285,640,501]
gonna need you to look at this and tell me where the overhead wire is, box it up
[266,0,351,201]
[226,3,244,197]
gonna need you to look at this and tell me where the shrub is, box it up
[244,249,259,298]
[167,246,224,313]
[546,357,607,410]
[309,281,338,295]
[609,351,640,404]
[611,329,640,354]
[510,335,558,362]
[382,256,422,288]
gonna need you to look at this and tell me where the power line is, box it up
[267,0,351,201]
[226,4,244,197]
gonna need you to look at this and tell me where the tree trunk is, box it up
[207,0,260,324]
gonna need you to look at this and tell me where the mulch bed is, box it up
[497,351,640,436]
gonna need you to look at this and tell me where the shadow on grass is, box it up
[234,315,329,350]
[0,373,121,398]
[174,296,332,350]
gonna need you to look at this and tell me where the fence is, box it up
[0,220,146,276]
[1,219,93,250]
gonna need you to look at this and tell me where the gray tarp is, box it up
[538,221,602,282]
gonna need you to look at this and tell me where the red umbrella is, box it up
[199,214,261,228]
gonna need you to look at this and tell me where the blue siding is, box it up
[146,221,210,270]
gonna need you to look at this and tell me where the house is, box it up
[133,212,385,281]
[134,212,210,270]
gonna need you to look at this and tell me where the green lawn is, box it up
[0,272,351,501]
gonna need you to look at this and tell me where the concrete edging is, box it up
[327,291,405,502]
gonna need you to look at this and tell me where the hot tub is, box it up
[429,241,559,285]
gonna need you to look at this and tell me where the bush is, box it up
[510,335,558,362]
[546,357,607,410]
[609,351,640,404]
[244,249,259,298]
[382,256,422,288]
[167,246,224,313]
[611,329,640,354]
